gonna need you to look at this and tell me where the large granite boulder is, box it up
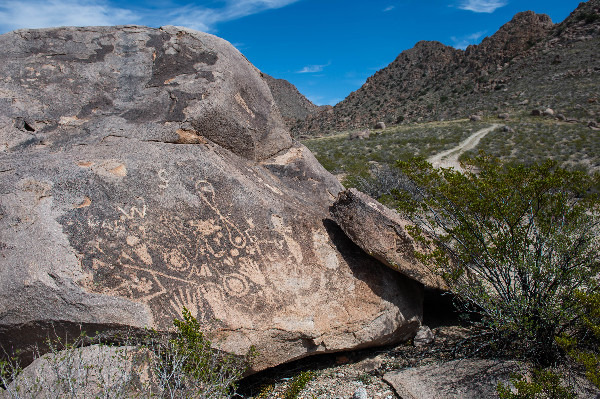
[0,26,422,372]
[331,189,446,290]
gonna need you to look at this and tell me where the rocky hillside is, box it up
[262,73,322,133]
[298,0,600,134]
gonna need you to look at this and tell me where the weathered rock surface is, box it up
[2,345,148,398]
[330,189,446,290]
[0,26,422,371]
[383,359,523,399]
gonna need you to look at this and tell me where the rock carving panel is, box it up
[61,177,315,329]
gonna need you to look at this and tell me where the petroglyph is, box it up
[313,230,340,270]
[234,92,255,118]
[271,214,303,265]
[117,203,147,220]
[158,169,169,189]
[63,178,309,327]
[74,196,92,208]
[90,160,128,178]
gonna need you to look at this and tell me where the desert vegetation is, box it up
[395,155,600,358]
[302,116,600,395]
[460,115,600,171]
[0,307,254,398]
[304,120,484,188]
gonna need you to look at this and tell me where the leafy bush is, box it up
[557,290,600,389]
[144,306,255,398]
[0,307,254,398]
[283,371,315,399]
[354,164,418,205]
[497,368,576,399]
[395,155,600,365]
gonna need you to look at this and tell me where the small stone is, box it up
[349,129,371,140]
[469,114,482,122]
[497,113,510,120]
[352,387,368,399]
[356,355,384,373]
[557,114,566,121]
[531,109,542,116]
[336,355,351,364]
[374,121,386,130]
[502,125,515,133]
[414,325,435,347]
[543,108,555,116]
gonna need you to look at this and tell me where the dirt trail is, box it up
[427,124,500,171]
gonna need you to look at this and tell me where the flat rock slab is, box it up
[331,188,446,290]
[0,26,422,372]
[383,359,522,399]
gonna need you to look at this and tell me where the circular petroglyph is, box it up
[223,273,249,297]
[163,248,191,273]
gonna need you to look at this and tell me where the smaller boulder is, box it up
[557,113,566,121]
[374,121,386,130]
[383,359,524,399]
[331,189,446,290]
[543,108,555,116]
[531,109,542,116]
[497,113,510,120]
[356,355,385,374]
[413,325,435,347]
[502,125,515,133]
[3,345,150,398]
[469,115,482,122]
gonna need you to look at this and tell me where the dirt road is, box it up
[427,124,500,171]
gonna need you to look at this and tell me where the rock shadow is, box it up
[321,218,423,343]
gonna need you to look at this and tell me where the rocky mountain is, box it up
[0,25,422,372]
[298,0,600,134]
[262,73,322,133]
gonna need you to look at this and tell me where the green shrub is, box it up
[395,155,600,365]
[557,290,600,389]
[283,371,315,399]
[1,307,254,398]
[497,368,576,399]
[148,306,255,398]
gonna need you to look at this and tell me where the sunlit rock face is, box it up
[0,26,422,372]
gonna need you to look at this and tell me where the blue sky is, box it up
[0,0,583,105]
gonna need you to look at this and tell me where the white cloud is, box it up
[0,0,302,34]
[457,0,507,13]
[383,5,395,12]
[450,31,486,49]
[297,62,331,74]
[0,0,138,32]
[166,0,301,32]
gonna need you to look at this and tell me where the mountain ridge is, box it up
[296,0,600,134]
